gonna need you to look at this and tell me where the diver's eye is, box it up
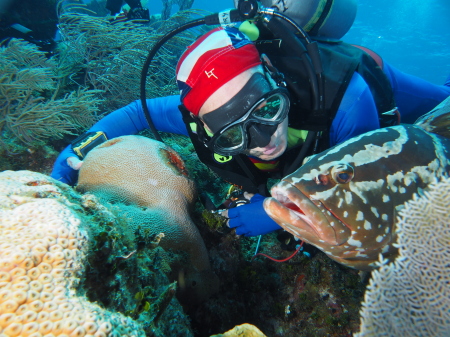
[330,163,354,184]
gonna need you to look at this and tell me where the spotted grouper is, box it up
[264,97,450,271]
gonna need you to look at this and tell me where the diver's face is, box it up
[244,117,288,160]
[199,67,289,160]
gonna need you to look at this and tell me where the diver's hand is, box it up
[226,194,281,236]
[67,156,83,170]
[50,146,81,186]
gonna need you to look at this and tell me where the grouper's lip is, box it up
[267,181,345,246]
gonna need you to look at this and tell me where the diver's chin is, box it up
[247,141,287,160]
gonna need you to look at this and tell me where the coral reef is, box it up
[356,177,450,336]
[77,135,219,303]
[0,39,103,151]
[0,170,144,336]
[56,10,206,111]
[0,170,194,336]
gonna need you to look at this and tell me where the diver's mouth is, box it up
[265,181,349,246]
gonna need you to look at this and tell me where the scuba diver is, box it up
[106,0,150,22]
[0,0,57,53]
[51,0,450,237]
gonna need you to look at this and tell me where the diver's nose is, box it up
[248,124,278,149]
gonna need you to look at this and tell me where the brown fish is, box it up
[264,98,450,270]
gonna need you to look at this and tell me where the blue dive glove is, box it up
[51,145,80,185]
[227,194,281,236]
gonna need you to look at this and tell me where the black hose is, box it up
[139,18,206,142]
[263,14,322,112]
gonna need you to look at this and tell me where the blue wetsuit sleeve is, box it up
[445,74,450,88]
[50,95,187,185]
[383,63,450,124]
[227,194,281,236]
[329,72,379,146]
[90,95,188,137]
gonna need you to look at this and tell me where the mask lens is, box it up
[252,94,285,121]
[215,124,244,149]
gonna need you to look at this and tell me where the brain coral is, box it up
[356,177,450,336]
[77,136,219,302]
[0,170,145,337]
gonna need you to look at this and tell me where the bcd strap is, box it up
[351,45,384,69]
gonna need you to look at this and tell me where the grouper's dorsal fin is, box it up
[415,97,450,138]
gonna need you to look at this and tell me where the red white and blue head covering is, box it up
[176,27,262,116]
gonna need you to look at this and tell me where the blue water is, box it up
[149,0,449,85]
[149,0,234,14]
[344,0,450,85]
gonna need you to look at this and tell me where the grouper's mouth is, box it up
[264,181,350,246]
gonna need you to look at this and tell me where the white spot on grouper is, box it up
[356,211,364,221]
[355,252,368,258]
[318,127,392,162]
[338,198,344,208]
[350,180,384,204]
[410,159,444,184]
[343,211,348,218]
[382,214,388,221]
[348,235,362,247]
[385,227,390,234]
[364,221,372,230]
[345,191,352,204]
[337,127,409,167]
[383,195,390,203]
[371,207,379,217]
[399,187,406,193]
[402,172,417,186]
[376,235,384,243]
[311,183,339,200]
[387,171,405,192]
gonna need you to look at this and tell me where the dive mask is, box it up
[199,72,290,156]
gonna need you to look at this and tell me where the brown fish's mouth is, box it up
[264,181,350,246]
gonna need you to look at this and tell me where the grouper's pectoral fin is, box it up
[415,96,450,138]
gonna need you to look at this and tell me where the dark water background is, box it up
[151,0,450,85]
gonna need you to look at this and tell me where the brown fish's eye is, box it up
[331,163,354,184]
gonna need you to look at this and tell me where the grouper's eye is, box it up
[330,162,354,184]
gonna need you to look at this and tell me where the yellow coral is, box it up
[210,323,267,337]
[0,170,145,337]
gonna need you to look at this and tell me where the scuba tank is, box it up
[233,0,357,40]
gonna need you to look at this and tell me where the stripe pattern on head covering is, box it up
[176,27,262,116]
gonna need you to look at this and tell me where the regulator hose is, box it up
[139,18,206,142]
